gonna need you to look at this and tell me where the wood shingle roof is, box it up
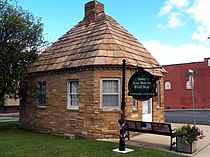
[30,1,166,76]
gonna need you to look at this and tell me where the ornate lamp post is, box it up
[119,59,126,151]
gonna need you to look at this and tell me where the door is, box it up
[142,98,152,122]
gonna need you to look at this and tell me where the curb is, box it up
[165,109,210,112]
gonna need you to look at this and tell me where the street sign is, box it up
[185,72,198,76]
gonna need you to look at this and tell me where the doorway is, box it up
[142,98,152,122]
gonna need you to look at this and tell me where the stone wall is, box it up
[152,77,165,122]
[20,67,164,139]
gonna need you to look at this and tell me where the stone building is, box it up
[20,1,166,139]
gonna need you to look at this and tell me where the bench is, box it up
[125,120,176,151]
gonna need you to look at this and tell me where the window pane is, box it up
[132,98,137,108]
[37,81,46,106]
[112,80,118,93]
[70,81,78,93]
[156,81,160,107]
[147,99,151,114]
[39,95,46,106]
[40,84,46,95]
[102,80,118,93]
[102,95,118,107]
[70,94,78,106]
[107,81,112,93]
[165,81,171,90]
[103,80,108,93]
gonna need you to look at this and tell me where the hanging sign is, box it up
[128,70,157,101]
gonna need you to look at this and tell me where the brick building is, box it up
[164,58,210,109]
[20,1,166,139]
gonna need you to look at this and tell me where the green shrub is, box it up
[175,124,205,144]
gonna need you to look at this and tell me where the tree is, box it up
[0,0,46,106]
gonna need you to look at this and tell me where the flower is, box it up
[175,124,205,144]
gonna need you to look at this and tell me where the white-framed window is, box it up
[132,98,137,110]
[208,59,210,66]
[186,80,192,90]
[67,80,79,109]
[37,81,46,107]
[164,81,171,90]
[100,78,120,110]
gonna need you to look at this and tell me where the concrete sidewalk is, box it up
[100,123,210,157]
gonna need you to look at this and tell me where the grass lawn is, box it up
[0,121,183,157]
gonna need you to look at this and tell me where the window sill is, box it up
[99,108,121,113]
[37,106,46,109]
[67,108,79,111]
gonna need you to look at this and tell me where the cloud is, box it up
[141,40,210,65]
[170,0,189,8]
[147,0,210,65]
[156,12,184,29]
[157,0,189,17]
[157,2,173,17]
[157,0,210,44]
[187,0,210,43]
[168,12,184,28]
[157,0,189,29]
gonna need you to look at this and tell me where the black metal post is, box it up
[119,59,126,151]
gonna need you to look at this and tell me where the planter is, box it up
[176,137,197,154]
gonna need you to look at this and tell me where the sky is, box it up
[18,0,210,65]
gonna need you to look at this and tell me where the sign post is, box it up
[185,69,198,125]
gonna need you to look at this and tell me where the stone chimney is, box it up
[84,0,104,22]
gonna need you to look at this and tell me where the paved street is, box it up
[165,110,210,125]
[0,113,19,122]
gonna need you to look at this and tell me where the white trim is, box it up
[100,78,120,110]
[37,106,46,109]
[67,80,79,110]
